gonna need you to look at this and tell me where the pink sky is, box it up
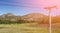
[0,0,59,16]
[17,0,59,16]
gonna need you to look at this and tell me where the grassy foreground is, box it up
[52,23,60,33]
[0,23,48,33]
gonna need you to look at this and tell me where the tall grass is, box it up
[0,24,48,33]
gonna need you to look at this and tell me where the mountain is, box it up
[0,13,60,24]
[52,16,60,23]
[0,13,49,24]
[0,13,18,21]
[22,13,46,20]
[22,13,49,24]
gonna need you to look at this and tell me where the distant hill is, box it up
[0,13,18,21]
[22,13,47,20]
[0,13,49,24]
[22,13,49,24]
[52,16,60,23]
[0,13,60,24]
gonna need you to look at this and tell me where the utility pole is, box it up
[44,6,57,33]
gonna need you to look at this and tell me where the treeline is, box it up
[0,18,49,24]
[0,20,36,24]
[0,20,25,24]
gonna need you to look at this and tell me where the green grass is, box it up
[0,23,48,33]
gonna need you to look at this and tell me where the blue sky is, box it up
[0,0,58,16]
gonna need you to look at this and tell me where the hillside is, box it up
[52,16,60,23]
[22,13,49,24]
[0,13,49,24]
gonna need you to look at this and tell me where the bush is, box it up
[0,20,17,24]
[17,20,29,24]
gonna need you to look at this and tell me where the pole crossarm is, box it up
[44,6,57,11]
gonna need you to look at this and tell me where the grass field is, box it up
[0,23,48,33]
[52,23,60,33]
[0,23,60,33]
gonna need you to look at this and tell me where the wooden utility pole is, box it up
[44,5,57,33]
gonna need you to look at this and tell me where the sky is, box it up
[0,0,59,16]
